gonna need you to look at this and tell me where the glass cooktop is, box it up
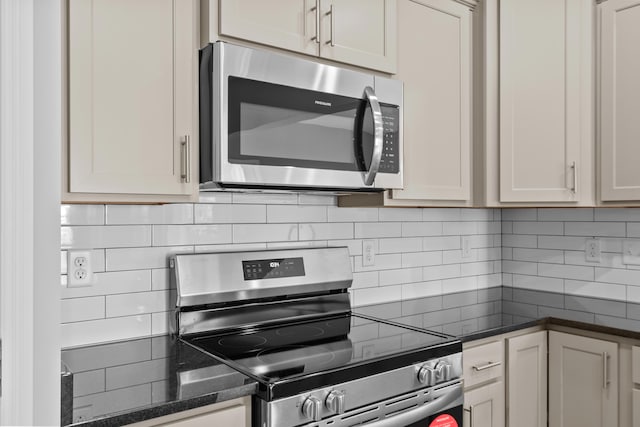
[183,313,461,400]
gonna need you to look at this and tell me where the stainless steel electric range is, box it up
[171,247,463,427]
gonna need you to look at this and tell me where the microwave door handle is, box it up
[363,86,384,186]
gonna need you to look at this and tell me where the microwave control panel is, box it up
[379,105,400,174]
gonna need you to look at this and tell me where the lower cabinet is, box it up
[464,381,505,427]
[506,331,547,427]
[549,331,618,427]
[128,397,251,427]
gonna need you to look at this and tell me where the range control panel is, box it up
[242,257,305,280]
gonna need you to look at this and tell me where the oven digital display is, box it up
[242,257,305,280]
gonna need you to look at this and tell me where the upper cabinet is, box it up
[340,0,475,208]
[478,0,595,206]
[599,0,640,202]
[65,0,199,203]
[215,0,397,73]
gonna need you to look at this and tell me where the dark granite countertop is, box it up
[61,293,640,426]
[61,335,257,426]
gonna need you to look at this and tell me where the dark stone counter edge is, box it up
[69,383,257,427]
[68,316,640,427]
[460,316,640,343]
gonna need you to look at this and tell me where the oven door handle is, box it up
[363,86,384,186]
[363,383,463,427]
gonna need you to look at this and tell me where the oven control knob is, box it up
[302,396,322,422]
[417,365,437,386]
[435,360,453,382]
[325,390,346,414]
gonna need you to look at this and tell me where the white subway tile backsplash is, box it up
[537,263,594,281]
[402,222,442,237]
[327,207,378,222]
[379,208,422,222]
[423,264,461,281]
[153,225,232,246]
[61,205,105,225]
[106,246,193,271]
[502,260,537,275]
[328,239,362,256]
[626,223,640,238]
[61,297,105,323]
[352,271,379,289]
[267,241,328,249]
[198,192,233,204]
[194,243,267,253]
[402,281,442,299]
[537,236,585,250]
[502,209,537,221]
[61,226,151,249]
[355,222,402,239]
[564,222,626,237]
[461,262,494,276]
[502,234,537,248]
[194,204,266,224]
[352,285,402,307]
[443,222,477,235]
[594,267,640,286]
[267,205,327,223]
[379,267,423,286]
[564,280,626,301]
[512,248,564,264]
[62,270,151,299]
[401,251,443,268]
[513,221,563,235]
[233,223,298,243]
[106,291,170,317]
[512,275,563,293]
[231,192,297,205]
[628,286,640,303]
[443,276,477,293]
[477,273,502,289]
[61,315,151,348]
[354,254,402,272]
[461,209,494,221]
[151,312,171,336]
[537,208,594,222]
[378,237,422,254]
[594,208,640,222]
[422,208,460,222]
[151,269,170,291]
[106,205,193,225]
[300,223,353,240]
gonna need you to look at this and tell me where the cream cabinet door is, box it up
[68,0,197,197]
[499,0,592,202]
[599,0,640,201]
[319,0,396,73]
[389,0,472,202]
[549,331,618,427]
[219,0,319,56]
[464,381,505,427]
[507,331,547,427]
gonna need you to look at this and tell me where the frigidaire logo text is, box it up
[314,100,332,107]
[269,261,280,268]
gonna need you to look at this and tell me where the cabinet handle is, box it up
[464,406,473,427]
[472,361,501,371]
[325,4,335,46]
[311,1,320,43]
[570,161,577,193]
[603,351,609,389]
[180,135,190,183]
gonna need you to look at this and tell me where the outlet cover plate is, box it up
[67,250,93,287]
[623,240,640,265]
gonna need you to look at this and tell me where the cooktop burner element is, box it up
[172,247,463,427]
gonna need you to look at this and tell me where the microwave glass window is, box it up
[238,103,360,167]
[228,77,376,172]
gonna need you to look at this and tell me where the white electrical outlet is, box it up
[462,236,472,259]
[623,240,640,265]
[362,240,376,267]
[585,239,601,263]
[67,250,93,287]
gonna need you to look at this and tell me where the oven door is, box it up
[200,41,402,191]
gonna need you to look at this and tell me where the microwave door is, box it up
[357,87,384,187]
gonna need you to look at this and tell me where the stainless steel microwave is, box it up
[199,41,403,192]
